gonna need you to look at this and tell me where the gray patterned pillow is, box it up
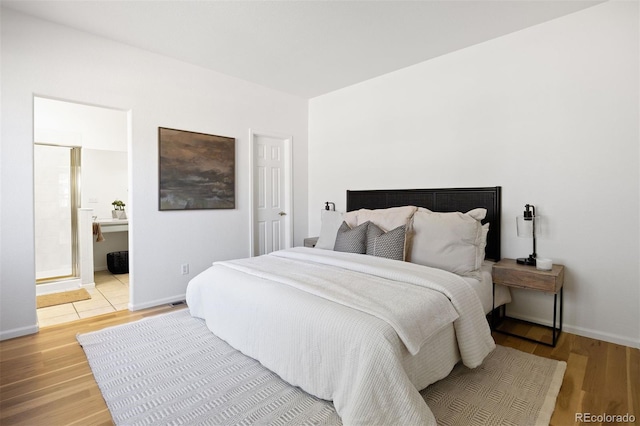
[333,221,369,254]
[366,223,406,261]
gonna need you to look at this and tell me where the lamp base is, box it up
[516,256,537,266]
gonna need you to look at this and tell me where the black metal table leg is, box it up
[492,283,562,347]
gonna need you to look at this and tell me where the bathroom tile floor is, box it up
[36,271,129,328]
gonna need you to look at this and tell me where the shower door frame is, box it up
[34,143,82,284]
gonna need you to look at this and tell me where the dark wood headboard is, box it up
[346,186,502,261]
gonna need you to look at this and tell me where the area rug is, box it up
[77,309,566,426]
[36,288,91,308]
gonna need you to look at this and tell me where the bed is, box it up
[187,186,509,425]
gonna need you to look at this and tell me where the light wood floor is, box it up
[1,308,638,426]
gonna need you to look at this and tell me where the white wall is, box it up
[35,97,128,152]
[0,9,308,340]
[82,149,128,220]
[309,2,639,347]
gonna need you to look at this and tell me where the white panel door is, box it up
[253,134,290,256]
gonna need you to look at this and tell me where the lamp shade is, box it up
[516,215,537,238]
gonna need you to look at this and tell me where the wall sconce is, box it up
[324,202,335,211]
[516,204,537,266]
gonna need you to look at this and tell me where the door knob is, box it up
[279,211,287,216]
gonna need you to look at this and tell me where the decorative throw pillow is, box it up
[333,221,369,254]
[366,223,406,261]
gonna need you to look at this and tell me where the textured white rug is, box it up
[78,309,566,426]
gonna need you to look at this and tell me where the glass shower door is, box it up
[34,144,80,282]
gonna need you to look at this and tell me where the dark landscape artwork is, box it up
[159,127,235,210]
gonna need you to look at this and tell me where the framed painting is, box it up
[159,127,235,210]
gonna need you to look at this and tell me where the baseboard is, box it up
[0,324,39,341]
[128,294,187,311]
[507,312,640,349]
[561,324,640,349]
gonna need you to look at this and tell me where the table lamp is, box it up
[516,204,537,266]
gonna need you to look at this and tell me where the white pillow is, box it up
[356,205,417,231]
[315,210,359,250]
[409,208,488,278]
[315,210,344,250]
[344,210,358,227]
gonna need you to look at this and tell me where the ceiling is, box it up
[2,0,603,99]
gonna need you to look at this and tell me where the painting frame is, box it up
[158,127,235,211]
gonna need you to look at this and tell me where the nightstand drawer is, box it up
[493,259,564,293]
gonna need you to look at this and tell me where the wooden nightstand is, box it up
[303,237,319,248]
[492,258,565,347]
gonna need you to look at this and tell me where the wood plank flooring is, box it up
[1,307,638,426]
[493,328,639,425]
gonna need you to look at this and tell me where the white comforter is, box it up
[186,247,495,425]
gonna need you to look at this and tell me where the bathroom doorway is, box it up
[34,97,130,324]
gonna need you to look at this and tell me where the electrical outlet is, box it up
[181,264,189,275]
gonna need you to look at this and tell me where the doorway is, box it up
[34,97,130,325]
[250,130,293,256]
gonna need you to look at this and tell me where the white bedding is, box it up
[187,247,495,425]
[465,261,512,314]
